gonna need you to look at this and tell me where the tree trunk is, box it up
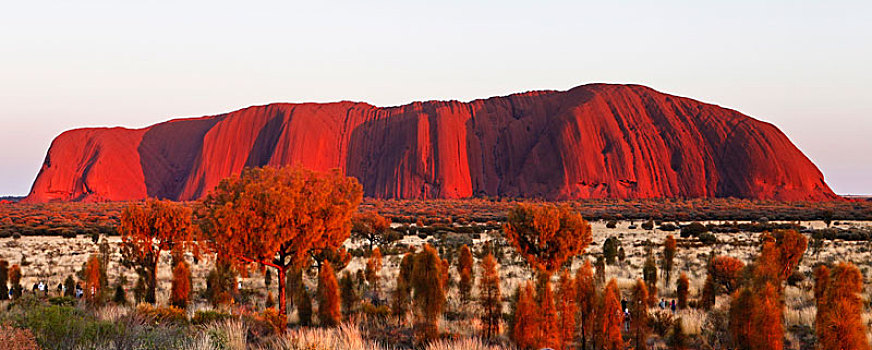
[146,257,158,304]
[277,266,287,316]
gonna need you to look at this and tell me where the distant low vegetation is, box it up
[2,197,871,240]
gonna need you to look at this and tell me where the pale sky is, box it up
[1,1,870,196]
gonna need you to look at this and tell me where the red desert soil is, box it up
[24,84,837,203]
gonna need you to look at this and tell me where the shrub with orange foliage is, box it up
[8,264,21,299]
[457,245,474,307]
[84,255,102,305]
[540,281,560,348]
[411,244,446,342]
[597,279,624,350]
[728,287,754,348]
[205,257,237,307]
[728,230,806,350]
[503,203,592,275]
[676,272,689,310]
[511,281,540,349]
[317,261,341,327]
[630,279,650,350]
[556,269,576,350]
[201,166,363,316]
[749,281,782,350]
[700,275,716,310]
[119,199,196,304]
[392,252,414,324]
[258,307,286,335]
[813,264,830,343]
[815,262,870,350]
[171,260,192,309]
[663,235,676,284]
[365,247,383,299]
[642,253,658,306]
[479,253,501,339]
[575,260,596,350]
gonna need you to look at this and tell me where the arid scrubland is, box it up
[2,217,872,349]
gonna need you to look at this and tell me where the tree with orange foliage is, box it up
[365,247,383,299]
[411,244,446,341]
[709,256,744,294]
[503,203,592,275]
[630,279,650,350]
[555,269,576,350]
[705,255,745,308]
[676,272,689,310]
[504,203,591,349]
[479,253,501,340]
[84,255,102,305]
[119,199,196,304]
[755,229,807,284]
[663,235,677,284]
[511,281,540,349]
[457,245,474,308]
[351,211,393,252]
[816,262,869,350]
[317,261,341,327]
[201,166,362,316]
[597,279,624,350]
[171,260,192,309]
[575,260,596,350]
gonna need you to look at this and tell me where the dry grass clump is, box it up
[203,319,248,350]
[424,338,508,350]
[272,323,385,350]
[0,324,40,350]
[785,306,816,327]
[265,323,511,350]
[677,309,707,335]
[95,304,131,322]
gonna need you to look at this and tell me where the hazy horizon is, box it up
[2,1,870,196]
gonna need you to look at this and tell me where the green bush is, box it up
[680,222,708,238]
[192,309,235,325]
[641,219,655,230]
[48,296,76,307]
[8,302,122,350]
[698,232,717,245]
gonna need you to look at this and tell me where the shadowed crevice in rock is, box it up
[138,116,223,199]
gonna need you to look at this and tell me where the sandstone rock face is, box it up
[24,84,837,202]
